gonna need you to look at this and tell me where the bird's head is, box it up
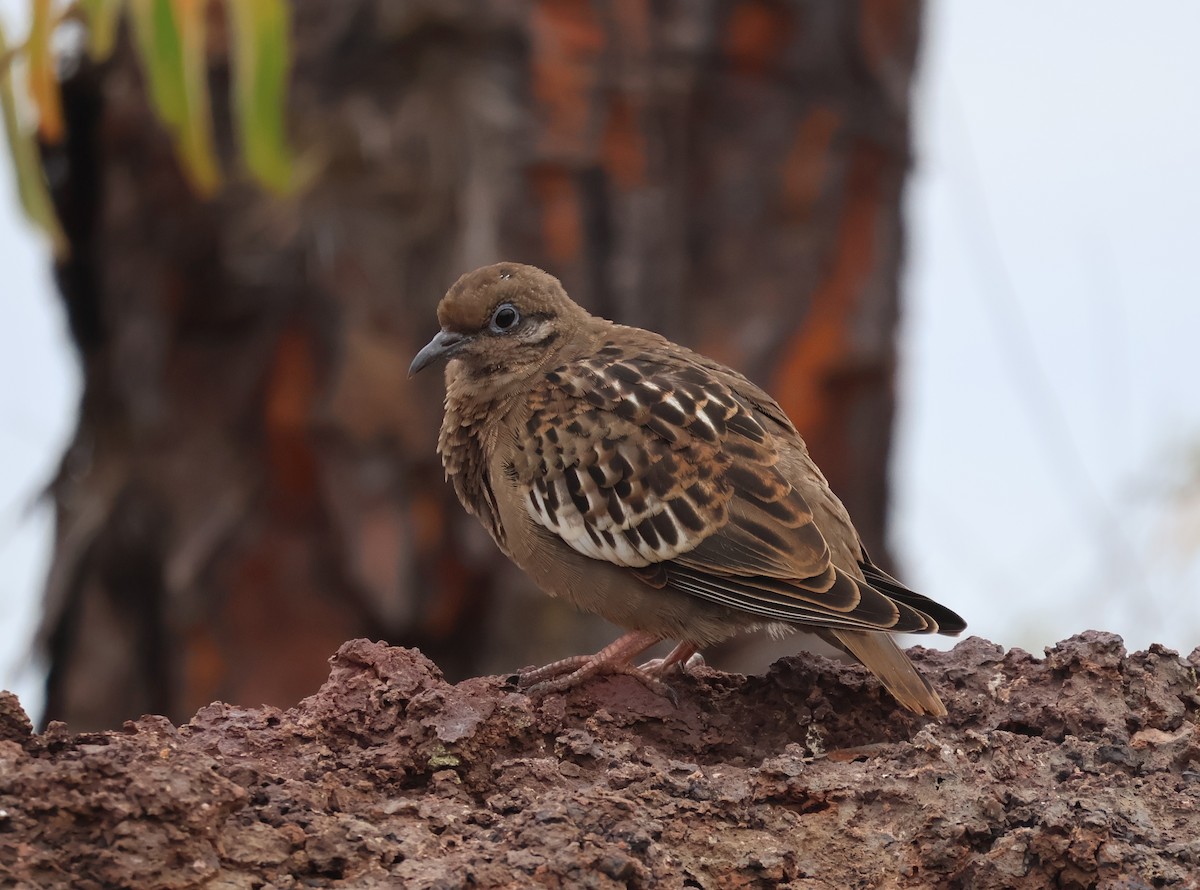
[409,263,589,398]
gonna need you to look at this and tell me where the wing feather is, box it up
[512,342,960,636]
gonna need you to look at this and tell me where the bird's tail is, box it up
[830,629,947,717]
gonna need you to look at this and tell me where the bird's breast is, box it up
[439,398,508,551]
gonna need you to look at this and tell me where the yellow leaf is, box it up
[225,0,293,193]
[0,22,67,256]
[128,0,220,194]
[80,0,125,61]
[28,0,64,142]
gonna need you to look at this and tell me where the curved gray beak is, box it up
[409,329,468,377]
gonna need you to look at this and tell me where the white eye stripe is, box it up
[519,320,547,341]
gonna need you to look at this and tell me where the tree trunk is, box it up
[41,0,920,729]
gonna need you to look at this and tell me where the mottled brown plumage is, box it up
[411,263,966,715]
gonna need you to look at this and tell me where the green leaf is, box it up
[128,0,220,194]
[225,0,293,193]
[80,0,125,61]
[0,21,67,256]
[28,0,64,141]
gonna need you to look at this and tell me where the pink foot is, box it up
[515,631,676,700]
[638,642,704,677]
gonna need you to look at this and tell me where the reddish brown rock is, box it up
[1,631,1198,888]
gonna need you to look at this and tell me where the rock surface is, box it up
[2,632,1199,889]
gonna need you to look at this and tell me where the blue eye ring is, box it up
[490,303,520,333]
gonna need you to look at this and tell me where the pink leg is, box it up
[517,630,670,697]
[638,641,701,676]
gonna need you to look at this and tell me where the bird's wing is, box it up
[513,345,954,635]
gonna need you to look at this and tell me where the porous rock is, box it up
[1,631,1198,888]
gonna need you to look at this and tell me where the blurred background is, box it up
[0,0,1197,730]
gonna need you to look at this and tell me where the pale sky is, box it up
[1,1,1198,720]
[895,1,1200,654]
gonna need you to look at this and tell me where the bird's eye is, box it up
[490,303,520,333]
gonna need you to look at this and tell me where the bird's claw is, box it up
[638,651,706,677]
[516,660,679,706]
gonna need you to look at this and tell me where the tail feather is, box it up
[829,630,947,717]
